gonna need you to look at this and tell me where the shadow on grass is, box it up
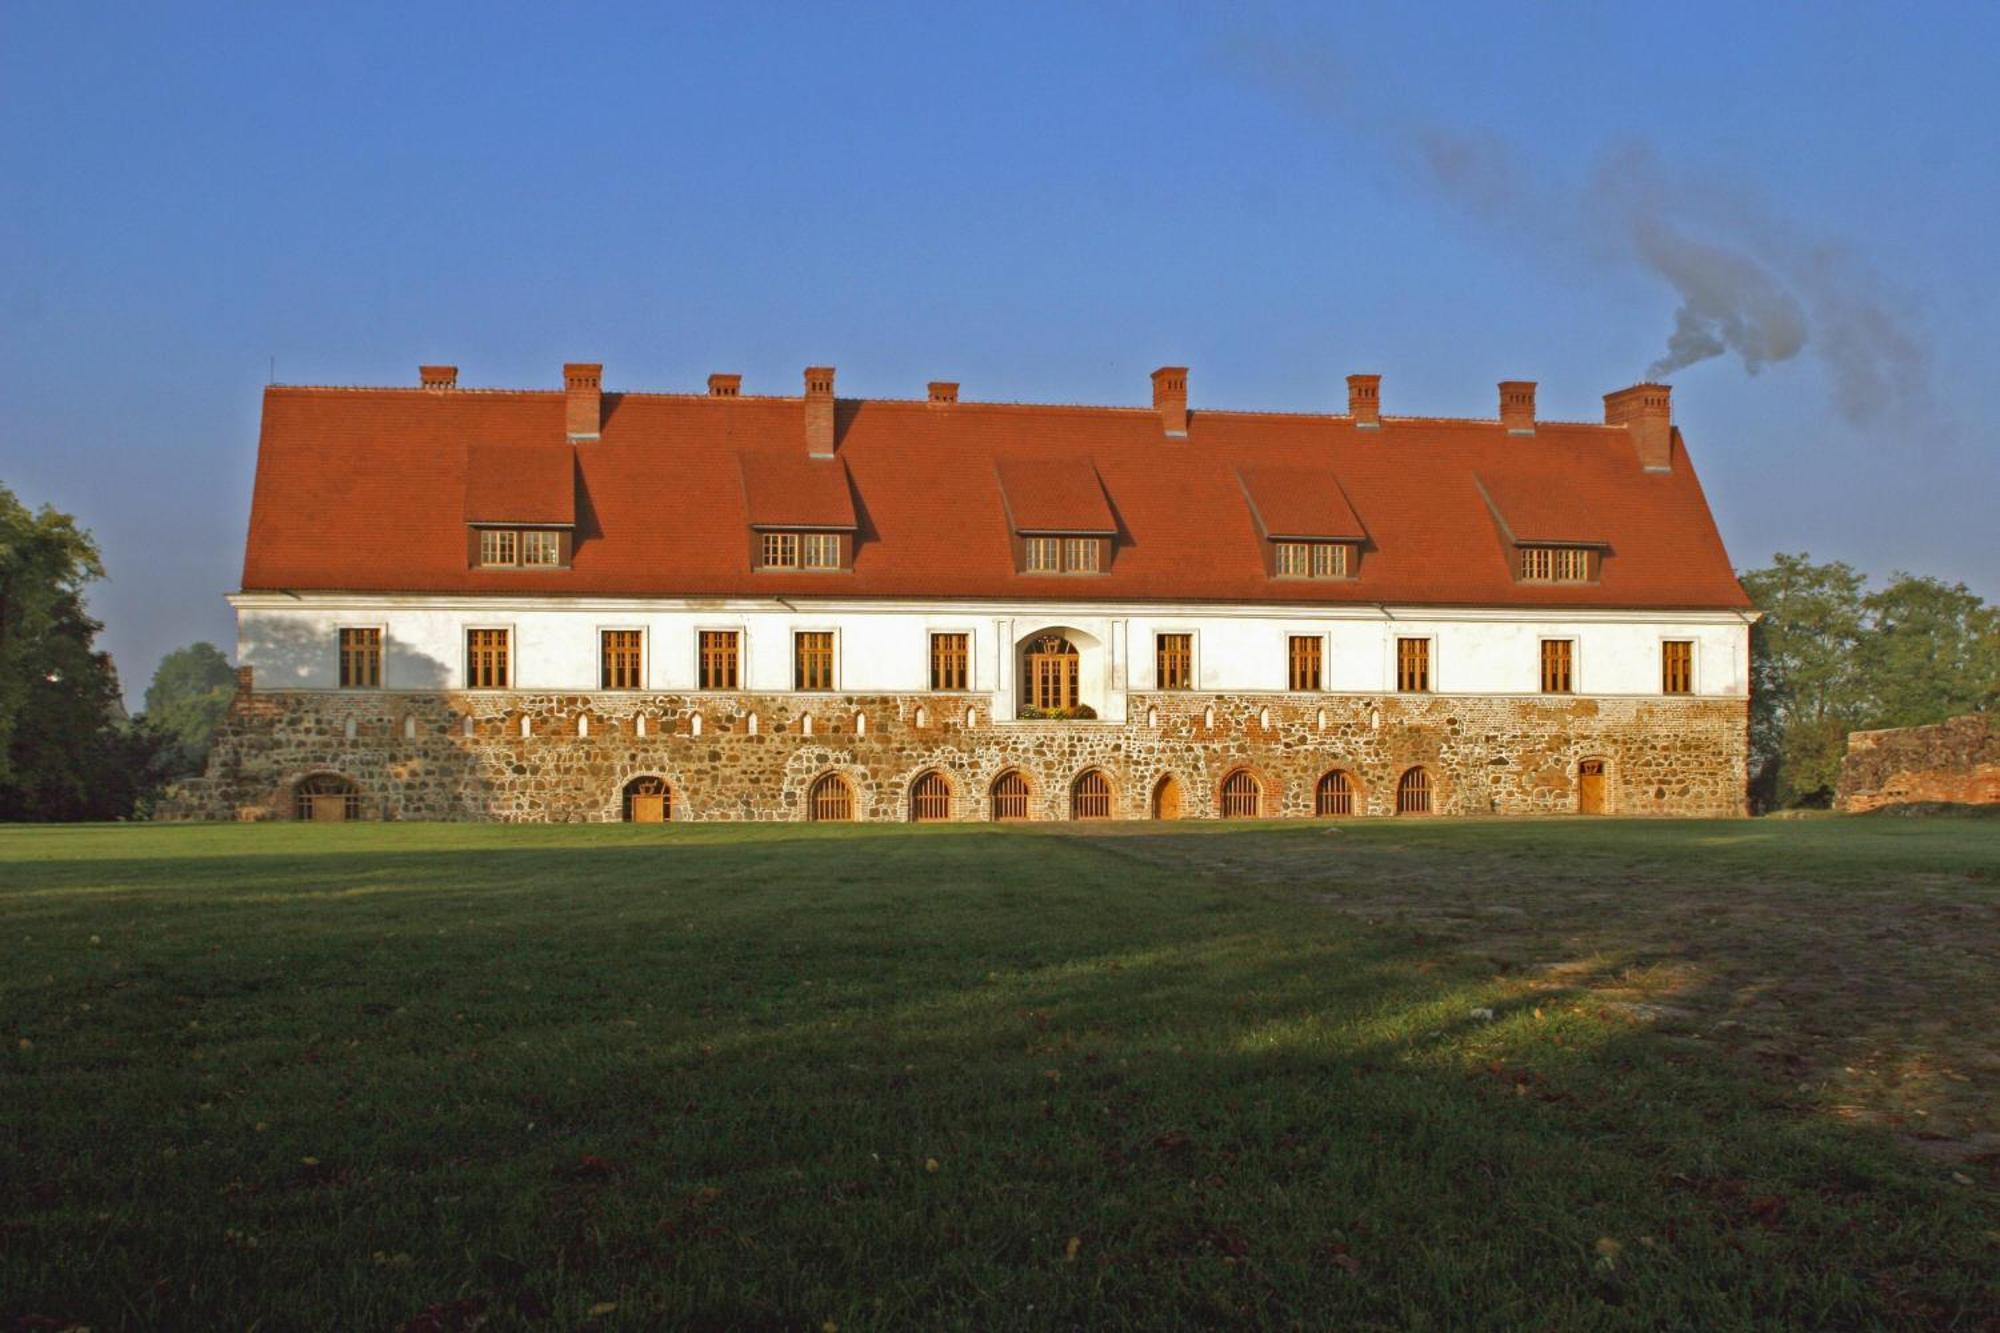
[2,821,1995,1329]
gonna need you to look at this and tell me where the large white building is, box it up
[180,364,1754,822]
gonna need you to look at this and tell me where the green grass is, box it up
[3,819,1996,1330]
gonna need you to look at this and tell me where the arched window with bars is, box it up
[808,772,855,821]
[1219,769,1262,818]
[909,771,952,822]
[1315,769,1356,816]
[990,770,1031,821]
[1396,767,1433,815]
[1070,769,1114,820]
[294,773,362,822]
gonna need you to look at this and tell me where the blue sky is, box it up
[2,2,1995,701]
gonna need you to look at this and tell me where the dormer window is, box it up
[1273,540,1353,579]
[1518,546,1596,583]
[474,526,569,568]
[1023,534,1106,575]
[759,531,844,570]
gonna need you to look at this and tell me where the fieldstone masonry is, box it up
[1837,714,2000,813]
[164,678,1750,821]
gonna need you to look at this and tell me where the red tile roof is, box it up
[1475,470,1607,545]
[240,383,1750,610]
[996,458,1118,534]
[738,453,856,529]
[1237,466,1367,541]
[463,442,576,525]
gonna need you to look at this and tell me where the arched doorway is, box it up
[990,770,1031,821]
[1070,769,1114,820]
[1151,774,1183,820]
[1578,759,1608,815]
[1396,767,1433,815]
[293,773,361,822]
[1315,769,1356,816]
[1220,769,1262,818]
[808,772,855,821]
[623,775,671,823]
[910,771,952,822]
[1021,634,1081,715]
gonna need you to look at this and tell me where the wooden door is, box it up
[309,794,349,823]
[630,794,666,823]
[1578,760,1606,815]
[1152,775,1183,820]
[1024,637,1079,712]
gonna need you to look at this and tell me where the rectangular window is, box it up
[477,529,518,567]
[466,628,510,689]
[1156,633,1193,690]
[1540,639,1574,694]
[600,630,643,690]
[1396,637,1430,693]
[801,533,841,569]
[1274,542,1311,577]
[1519,546,1593,582]
[1288,635,1323,692]
[338,627,381,689]
[930,632,970,691]
[521,530,562,566]
[1311,543,1349,578]
[1025,537,1062,572]
[760,532,798,568]
[1662,640,1694,695]
[699,630,740,690]
[1064,537,1100,572]
[794,631,834,691]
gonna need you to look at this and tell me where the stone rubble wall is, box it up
[1836,714,2000,813]
[161,686,1750,822]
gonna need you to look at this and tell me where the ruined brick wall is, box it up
[1836,714,2000,813]
[162,687,1749,822]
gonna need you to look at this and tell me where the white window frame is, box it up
[791,626,840,693]
[463,623,517,691]
[1659,635,1699,697]
[1390,633,1437,694]
[695,625,747,692]
[928,626,977,692]
[1538,636,1579,695]
[1150,627,1198,691]
[596,624,648,691]
[335,622,388,691]
[1285,629,1330,693]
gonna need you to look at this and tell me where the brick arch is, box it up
[807,770,857,821]
[604,762,697,822]
[1217,765,1270,818]
[987,767,1036,821]
[908,768,954,822]
[290,771,363,821]
[1395,765,1439,816]
[620,773,675,822]
[1313,766,1364,817]
[1069,767,1118,820]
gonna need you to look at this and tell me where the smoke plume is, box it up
[1220,33,1928,419]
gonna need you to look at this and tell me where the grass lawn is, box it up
[3,818,1996,1330]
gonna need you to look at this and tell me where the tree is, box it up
[1738,553,1869,808]
[143,642,237,778]
[0,483,159,820]
[1858,574,2000,728]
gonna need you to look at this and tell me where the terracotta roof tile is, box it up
[1237,466,1367,541]
[464,442,576,525]
[996,458,1118,534]
[240,384,1750,610]
[738,452,857,529]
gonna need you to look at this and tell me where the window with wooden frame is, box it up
[1156,633,1193,690]
[338,627,381,689]
[1662,640,1694,695]
[1517,546,1594,583]
[1396,767,1433,815]
[1021,535,1105,575]
[1396,637,1431,693]
[1540,639,1575,694]
[1274,540,1352,579]
[808,772,854,821]
[600,630,643,690]
[758,531,844,570]
[474,527,567,568]
[910,771,952,822]
[1220,770,1262,818]
[794,631,835,691]
[1288,635,1323,691]
[930,632,970,691]
[466,628,510,689]
[1070,769,1113,820]
[990,770,1031,821]
[698,631,740,690]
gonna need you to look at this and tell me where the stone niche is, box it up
[1837,714,2000,813]
[161,688,1751,823]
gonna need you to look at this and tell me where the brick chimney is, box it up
[1347,373,1381,428]
[1151,366,1188,437]
[564,363,602,441]
[1499,380,1536,435]
[804,366,836,457]
[419,365,457,391]
[927,381,959,407]
[1604,382,1673,472]
[707,373,742,397]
